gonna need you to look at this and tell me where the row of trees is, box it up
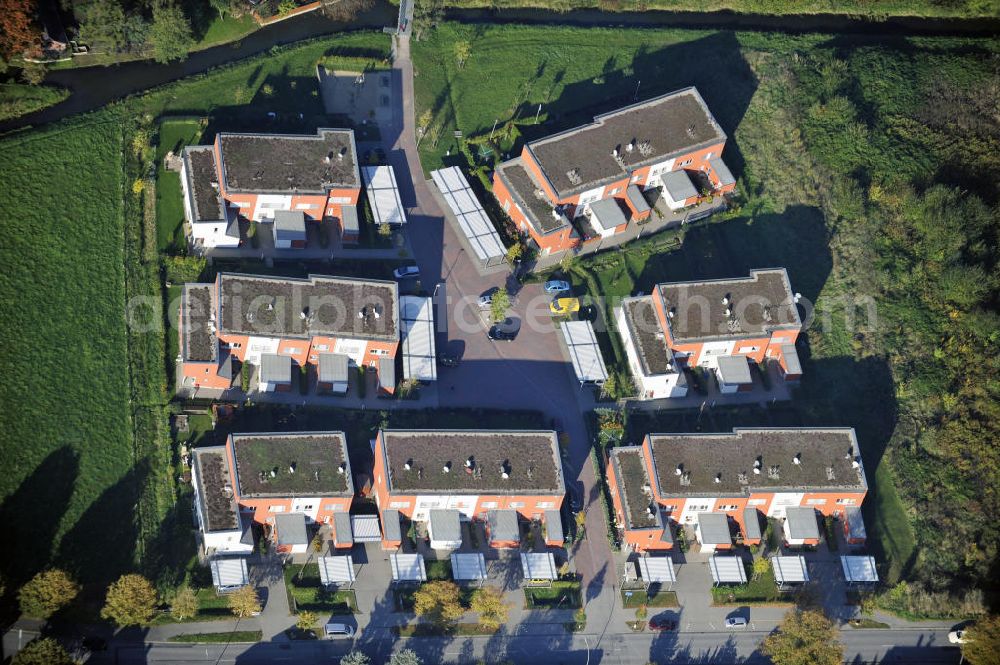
[413,580,509,629]
[78,0,195,64]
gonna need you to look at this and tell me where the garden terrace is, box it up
[611,448,658,529]
[218,273,398,341]
[182,284,216,362]
[184,146,224,222]
[495,160,566,233]
[658,269,799,343]
[622,297,671,374]
[381,430,564,494]
[528,87,723,196]
[649,429,866,496]
[232,433,352,498]
[217,129,359,193]
[194,448,239,532]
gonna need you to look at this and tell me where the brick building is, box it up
[371,430,566,550]
[179,272,399,394]
[607,428,868,553]
[180,129,361,249]
[492,87,736,256]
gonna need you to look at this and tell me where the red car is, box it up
[648,616,677,631]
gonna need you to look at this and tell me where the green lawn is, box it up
[0,83,69,122]
[0,115,135,590]
[621,588,679,608]
[524,580,582,609]
[156,119,203,253]
[168,630,262,643]
[284,564,357,614]
[152,587,235,624]
[426,559,453,581]
[197,14,259,48]
[711,566,790,605]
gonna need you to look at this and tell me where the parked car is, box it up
[550,297,581,315]
[948,630,968,644]
[393,265,420,279]
[544,279,571,294]
[488,317,519,342]
[478,287,499,308]
[325,623,356,639]
[724,617,748,629]
[648,615,677,631]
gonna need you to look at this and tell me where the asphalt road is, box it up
[84,628,960,665]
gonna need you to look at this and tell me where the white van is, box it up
[324,623,356,639]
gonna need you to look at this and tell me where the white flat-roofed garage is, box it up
[431,166,506,267]
[560,320,608,385]
[363,165,406,225]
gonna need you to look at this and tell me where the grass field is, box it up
[710,566,790,605]
[155,119,203,253]
[0,83,69,122]
[152,587,235,624]
[0,115,133,592]
[284,565,358,614]
[621,588,679,608]
[168,630,262,643]
[524,580,582,609]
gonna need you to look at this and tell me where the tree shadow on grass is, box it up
[0,446,80,622]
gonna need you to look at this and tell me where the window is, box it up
[836,498,858,505]
[309,355,318,362]
[323,504,337,511]
[390,501,410,509]
[295,203,319,210]
[503,199,511,213]
[315,344,329,351]
[270,505,285,513]
[631,174,642,183]
[688,504,709,512]
[536,501,555,509]
[480,501,498,509]
[806,499,827,505]
[662,505,675,513]
[678,159,693,167]
[284,347,302,355]
[718,504,739,511]
[705,152,714,160]
[608,188,620,196]
[300,505,314,511]
[509,501,525,508]
[748,499,766,506]
[738,346,759,354]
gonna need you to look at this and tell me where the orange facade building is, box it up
[492,87,737,256]
[179,273,399,394]
[607,428,868,553]
[181,129,361,249]
[371,430,566,550]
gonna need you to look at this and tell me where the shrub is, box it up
[228,585,261,618]
[163,255,206,283]
[170,587,198,620]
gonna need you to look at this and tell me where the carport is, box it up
[771,556,809,588]
[450,553,488,583]
[318,555,356,587]
[210,556,249,592]
[431,166,506,268]
[363,165,406,226]
[400,296,437,382]
[637,556,676,590]
[841,555,878,584]
[390,553,427,583]
[351,514,383,543]
[560,320,608,387]
[520,552,557,582]
[709,556,747,585]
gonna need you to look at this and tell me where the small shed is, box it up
[661,170,698,210]
[381,509,402,550]
[450,553,488,582]
[625,184,651,220]
[771,556,809,587]
[318,353,350,394]
[318,555,356,586]
[783,507,820,546]
[716,355,753,394]
[708,157,736,188]
[259,353,292,392]
[332,512,353,549]
[378,356,396,395]
[695,512,732,551]
[486,510,520,548]
[210,556,249,592]
[519,552,557,581]
[340,204,359,244]
[390,553,427,582]
[742,507,763,545]
[272,210,307,249]
[780,343,802,380]
[841,555,878,584]
[709,555,747,585]
[587,198,628,238]
[428,509,462,550]
[637,556,676,589]
[544,510,564,547]
[844,506,867,545]
[275,513,309,554]
[560,320,608,386]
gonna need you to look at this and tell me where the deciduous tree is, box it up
[470,585,508,629]
[0,0,39,60]
[760,609,843,665]
[489,286,510,324]
[170,587,199,620]
[149,2,193,64]
[11,637,73,665]
[413,580,463,626]
[340,652,371,665]
[80,0,127,52]
[388,649,422,665]
[751,557,771,581]
[101,574,158,627]
[228,585,261,618]
[296,610,318,631]
[18,569,80,619]
[962,615,1000,665]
